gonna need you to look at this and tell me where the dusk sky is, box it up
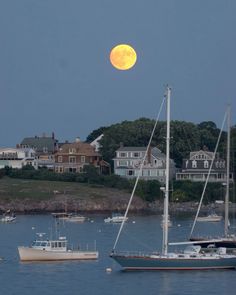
[1,0,236,147]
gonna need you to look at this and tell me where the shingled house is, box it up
[19,133,58,169]
[113,146,176,183]
[54,139,110,174]
[176,150,233,182]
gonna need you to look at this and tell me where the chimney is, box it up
[52,132,55,139]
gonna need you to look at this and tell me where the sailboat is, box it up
[190,105,236,250]
[110,86,236,270]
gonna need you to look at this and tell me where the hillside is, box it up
[0,177,146,213]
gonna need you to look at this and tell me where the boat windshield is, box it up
[32,241,50,247]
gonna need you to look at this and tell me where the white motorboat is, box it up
[51,212,71,219]
[18,234,98,261]
[196,213,222,222]
[104,213,128,223]
[1,210,16,223]
[65,214,86,223]
[52,212,86,222]
[161,215,172,227]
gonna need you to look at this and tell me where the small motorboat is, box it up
[65,214,86,223]
[1,210,16,223]
[104,213,128,223]
[197,213,222,222]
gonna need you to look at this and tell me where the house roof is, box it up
[151,147,166,159]
[57,142,100,156]
[20,137,56,152]
[117,147,147,152]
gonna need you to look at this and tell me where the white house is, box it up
[176,150,233,182]
[0,148,38,169]
[113,146,176,183]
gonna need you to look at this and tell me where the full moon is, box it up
[110,44,137,70]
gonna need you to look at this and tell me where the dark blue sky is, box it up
[1,0,235,146]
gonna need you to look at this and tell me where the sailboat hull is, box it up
[110,253,236,270]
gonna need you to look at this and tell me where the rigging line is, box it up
[112,95,166,251]
[189,110,228,238]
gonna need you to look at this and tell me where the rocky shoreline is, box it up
[0,193,233,214]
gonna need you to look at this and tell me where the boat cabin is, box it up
[32,237,68,251]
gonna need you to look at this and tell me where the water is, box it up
[0,214,236,295]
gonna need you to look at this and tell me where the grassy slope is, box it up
[0,177,131,201]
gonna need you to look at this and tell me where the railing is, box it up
[110,250,159,257]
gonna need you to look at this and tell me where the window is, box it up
[159,170,164,176]
[150,169,157,176]
[118,160,128,166]
[127,170,134,176]
[58,156,62,162]
[69,148,76,154]
[133,152,139,158]
[69,156,76,163]
[120,152,127,158]
[192,160,197,168]
[81,156,85,163]
[204,160,209,168]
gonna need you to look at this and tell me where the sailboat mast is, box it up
[224,105,231,237]
[163,86,171,255]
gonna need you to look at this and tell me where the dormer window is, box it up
[192,160,197,168]
[43,147,48,153]
[69,148,76,154]
[204,160,209,169]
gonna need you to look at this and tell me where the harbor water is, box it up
[0,214,236,295]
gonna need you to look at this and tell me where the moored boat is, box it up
[1,210,16,223]
[111,246,236,270]
[104,213,128,223]
[110,86,236,271]
[65,214,86,223]
[161,215,172,228]
[18,234,98,261]
[190,105,236,250]
[196,213,222,222]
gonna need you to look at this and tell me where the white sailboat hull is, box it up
[18,247,98,261]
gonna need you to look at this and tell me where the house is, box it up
[113,146,176,183]
[0,147,38,169]
[176,150,233,182]
[54,138,109,174]
[19,133,58,169]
